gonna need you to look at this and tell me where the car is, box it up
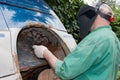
[0,0,77,80]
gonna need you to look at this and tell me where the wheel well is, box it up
[17,23,67,80]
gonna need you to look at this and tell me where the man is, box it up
[33,2,120,80]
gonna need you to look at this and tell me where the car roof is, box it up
[0,0,50,13]
[0,0,66,31]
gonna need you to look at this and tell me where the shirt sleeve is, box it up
[55,40,110,80]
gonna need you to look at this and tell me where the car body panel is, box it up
[0,0,66,31]
[1,0,49,12]
[0,30,15,78]
[0,8,16,78]
[0,7,8,30]
[0,73,22,80]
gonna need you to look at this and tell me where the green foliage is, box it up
[45,0,84,43]
[111,8,120,39]
[117,70,120,80]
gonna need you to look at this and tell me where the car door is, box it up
[0,7,15,79]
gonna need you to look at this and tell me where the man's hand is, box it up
[32,45,48,58]
[33,45,59,69]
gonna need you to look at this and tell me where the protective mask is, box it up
[77,5,97,39]
[77,2,114,40]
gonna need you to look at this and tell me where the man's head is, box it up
[77,2,114,39]
[91,2,114,30]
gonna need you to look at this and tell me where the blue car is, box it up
[0,0,76,80]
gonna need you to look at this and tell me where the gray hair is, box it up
[99,3,114,16]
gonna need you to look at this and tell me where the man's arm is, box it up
[43,49,59,69]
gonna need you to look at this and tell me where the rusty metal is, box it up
[13,53,20,73]
[38,69,61,80]
[17,24,66,80]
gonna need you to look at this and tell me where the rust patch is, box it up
[13,53,20,73]
[38,69,61,80]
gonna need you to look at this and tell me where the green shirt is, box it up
[55,26,120,80]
